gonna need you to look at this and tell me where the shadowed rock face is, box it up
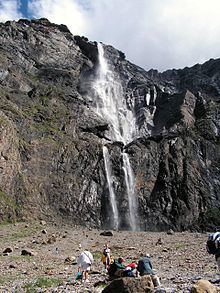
[0,18,219,231]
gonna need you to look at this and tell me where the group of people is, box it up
[77,243,160,287]
[76,232,220,285]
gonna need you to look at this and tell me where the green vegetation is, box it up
[92,250,102,261]
[24,277,63,292]
[2,223,40,241]
[0,274,20,286]
[204,207,220,225]
[175,243,187,250]
[0,190,18,209]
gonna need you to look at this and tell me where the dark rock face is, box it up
[0,18,219,231]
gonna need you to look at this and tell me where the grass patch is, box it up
[24,277,63,292]
[0,190,18,209]
[4,223,40,241]
[175,243,187,250]
[92,251,102,261]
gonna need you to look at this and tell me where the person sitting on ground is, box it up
[102,243,111,271]
[122,261,138,277]
[108,257,125,277]
[137,253,161,287]
[77,247,94,282]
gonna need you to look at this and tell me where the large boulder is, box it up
[190,279,218,293]
[102,275,154,293]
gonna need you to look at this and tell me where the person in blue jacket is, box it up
[137,253,161,287]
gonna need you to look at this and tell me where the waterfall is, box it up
[103,146,119,230]
[94,43,139,230]
[122,152,139,231]
[94,43,136,144]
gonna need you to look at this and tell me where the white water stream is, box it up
[94,43,139,230]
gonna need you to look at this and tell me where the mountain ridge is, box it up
[0,18,219,231]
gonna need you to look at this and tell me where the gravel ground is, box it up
[0,221,219,292]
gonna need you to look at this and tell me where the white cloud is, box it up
[0,0,22,22]
[28,0,87,35]
[1,0,220,71]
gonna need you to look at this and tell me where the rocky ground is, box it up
[0,221,219,292]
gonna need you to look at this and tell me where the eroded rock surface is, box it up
[0,18,219,230]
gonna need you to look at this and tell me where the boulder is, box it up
[167,229,174,235]
[21,249,36,256]
[191,279,218,293]
[102,275,154,293]
[100,231,113,237]
[64,256,76,264]
[3,247,13,253]
[47,235,56,244]
[40,220,47,226]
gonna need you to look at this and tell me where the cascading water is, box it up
[93,43,139,231]
[122,153,139,231]
[103,146,119,230]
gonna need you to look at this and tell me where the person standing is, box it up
[207,232,220,272]
[77,248,94,282]
[103,243,111,271]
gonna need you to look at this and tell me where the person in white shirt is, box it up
[77,248,94,282]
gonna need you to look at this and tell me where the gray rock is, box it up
[100,231,114,237]
[0,19,220,232]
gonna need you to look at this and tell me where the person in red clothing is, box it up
[122,261,138,277]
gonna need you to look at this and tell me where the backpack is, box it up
[206,232,220,255]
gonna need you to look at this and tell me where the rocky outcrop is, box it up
[191,279,218,293]
[0,18,219,230]
[102,276,155,293]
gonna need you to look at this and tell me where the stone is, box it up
[21,249,36,256]
[156,238,163,245]
[3,247,13,253]
[167,230,174,235]
[40,220,47,226]
[190,279,218,293]
[64,256,76,263]
[100,231,113,237]
[47,235,56,244]
[41,229,47,234]
[102,275,154,293]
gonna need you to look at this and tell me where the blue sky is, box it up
[0,0,220,72]
[19,0,28,17]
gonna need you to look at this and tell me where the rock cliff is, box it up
[0,18,219,231]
